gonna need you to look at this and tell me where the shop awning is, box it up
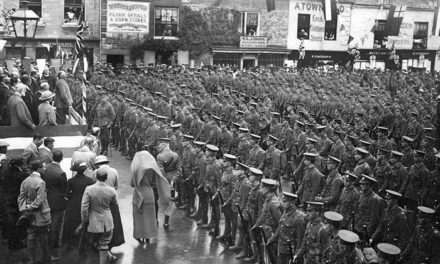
[212,46,291,54]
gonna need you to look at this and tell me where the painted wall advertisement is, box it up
[107,1,150,33]
[288,0,349,50]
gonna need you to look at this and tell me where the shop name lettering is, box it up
[108,3,149,11]
[109,12,148,23]
[294,2,323,11]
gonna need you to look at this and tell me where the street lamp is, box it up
[10,0,39,60]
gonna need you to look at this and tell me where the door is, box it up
[106,55,124,68]
[243,59,255,69]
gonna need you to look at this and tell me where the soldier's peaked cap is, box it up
[158,138,171,143]
[261,178,278,187]
[194,141,206,147]
[377,243,401,256]
[249,167,263,175]
[385,189,402,198]
[171,123,182,129]
[206,144,219,152]
[223,154,237,160]
[355,147,369,155]
[402,136,414,142]
[250,134,261,140]
[182,134,194,140]
[359,174,377,184]
[417,206,435,214]
[345,172,358,179]
[306,201,324,207]
[304,153,318,159]
[282,191,298,199]
[324,211,343,222]
[328,156,341,164]
[391,150,403,157]
[338,230,359,244]
[268,135,279,141]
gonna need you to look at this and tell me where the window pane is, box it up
[155,7,179,37]
[247,13,258,26]
[297,14,310,39]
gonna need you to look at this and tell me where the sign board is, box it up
[107,1,150,33]
[240,36,267,48]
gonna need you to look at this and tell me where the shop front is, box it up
[0,38,99,66]
[358,49,436,72]
[212,36,290,69]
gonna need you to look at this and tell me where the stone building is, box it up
[0,0,100,64]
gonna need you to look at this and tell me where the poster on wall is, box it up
[107,1,150,33]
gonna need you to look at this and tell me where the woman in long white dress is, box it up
[130,151,173,243]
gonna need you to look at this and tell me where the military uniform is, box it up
[296,217,329,264]
[399,161,430,211]
[261,145,282,180]
[355,187,384,238]
[218,157,237,244]
[297,162,323,205]
[93,100,116,154]
[317,168,343,211]
[371,201,410,250]
[272,206,306,264]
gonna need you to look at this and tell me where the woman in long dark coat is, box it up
[63,161,95,249]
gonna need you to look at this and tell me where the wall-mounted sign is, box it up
[240,36,267,48]
[107,1,150,33]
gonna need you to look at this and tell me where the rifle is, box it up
[217,190,225,209]
[258,226,276,264]
[350,211,355,232]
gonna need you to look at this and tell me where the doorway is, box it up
[156,50,177,65]
[106,54,124,68]
[243,59,255,69]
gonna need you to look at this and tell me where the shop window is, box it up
[324,18,337,41]
[5,47,22,59]
[258,54,285,67]
[297,14,310,40]
[413,22,428,49]
[373,20,387,49]
[36,47,56,59]
[242,12,259,36]
[154,7,178,37]
[213,53,240,68]
[63,0,82,26]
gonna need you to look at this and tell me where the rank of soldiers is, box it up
[85,64,440,264]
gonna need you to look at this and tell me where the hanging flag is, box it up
[266,0,275,12]
[347,35,354,44]
[432,6,439,35]
[322,0,337,21]
[385,5,406,36]
[0,39,6,52]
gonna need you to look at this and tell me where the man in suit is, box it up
[93,155,118,190]
[7,82,36,130]
[22,134,44,168]
[81,169,118,264]
[17,159,58,263]
[54,71,73,125]
[42,150,66,256]
[39,137,55,164]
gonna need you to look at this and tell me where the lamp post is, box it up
[10,0,39,61]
